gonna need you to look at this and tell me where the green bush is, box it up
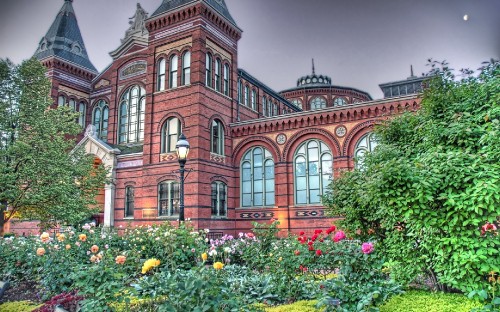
[0,301,41,312]
[379,290,483,312]
[264,300,321,312]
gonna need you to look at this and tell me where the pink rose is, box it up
[333,231,346,242]
[361,242,374,254]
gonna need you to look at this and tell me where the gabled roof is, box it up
[151,0,237,26]
[34,0,97,74]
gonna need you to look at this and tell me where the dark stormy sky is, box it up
[0,0,498,99]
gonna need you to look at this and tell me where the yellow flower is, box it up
[278,257,282,262]
[57,233,66,242]
[79,234,87,242]
[90,245,99,253]
[142,258,161,274]
[65,244,71,250]
[36,247,46,256]
[213,262,224,270]
[40,232,50,243]
[201,253,208,262]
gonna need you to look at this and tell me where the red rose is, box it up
[314,229,323,234]
[316,249,323,256]
[299,231,305,236]
[294,250,300,256]
[308,244,314,251]
[311,234,318,241]
[326,225,336,234]
[307,241,314,246]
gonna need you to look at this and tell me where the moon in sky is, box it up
[463,14,469,21]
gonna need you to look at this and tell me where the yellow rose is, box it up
[57,234,66,242]
[65,244,71,250]
[213,262,224,270]
[40,232,50,243]
[79,234,87,242]
[36,247,46,256]
[142,258,161,274]
[201,253,208,262]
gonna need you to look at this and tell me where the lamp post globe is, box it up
[175,133,190,222]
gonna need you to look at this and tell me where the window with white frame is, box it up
[162,117,181,153]
[241,147,275,207]
[211,120,224,155]
[182,51,191,86]
[211,181,227,217]
[223,64,230,96]
[310,97,326,110]
[92,100,109,141]
[294,140,332,205]
[169,55,178,89]
[158,181,179,217]
[206,53,212,87]
[354,132,378,169]
[118,86,145,143]
[334,97,347,107]
[215,58,221,92]
[157,58,166,91]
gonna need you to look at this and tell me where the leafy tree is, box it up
[323,60,500,296]
[0,58,108,234]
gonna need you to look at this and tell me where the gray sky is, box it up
[0,0,498,99]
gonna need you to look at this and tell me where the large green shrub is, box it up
[323,60,500,303]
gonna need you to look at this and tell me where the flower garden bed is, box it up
[0,220,486,311]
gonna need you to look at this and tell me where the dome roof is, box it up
[296,74,332,87]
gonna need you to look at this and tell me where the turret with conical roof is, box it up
[34,0,97,74]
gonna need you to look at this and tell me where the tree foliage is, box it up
[0,58,108,233]
[323,60,500,295]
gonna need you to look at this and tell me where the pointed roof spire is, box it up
[152,0,237,26]
[34,0,97,74]
[407,64,417,79]
[312,58,315,75]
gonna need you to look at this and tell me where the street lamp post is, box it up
[175,133,190,222]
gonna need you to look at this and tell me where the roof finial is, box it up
[410,65,414,77]
[312,58,315,75]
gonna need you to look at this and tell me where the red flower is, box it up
[319,238,324,242]
[315,249,323,256]
[299,231,305,236]
[481,222,498,235]
[308,244,315,251]
[307,241,314,246]
[326,226,337,234]
[311,234,318,242]
[299,265,308,272]
[319,284,325,289]
[314,229,323,235]
[294,250,300,256]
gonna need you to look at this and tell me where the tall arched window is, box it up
[182,51,190,86]
[58,95,66,107]
[211,181,227,217]
[267,100,273,117]
[244,86,249,106]
[68,99,76,111]
[162,117,181,153]
[118,86,146,144]
[238,79,242,103]
[92,100,109,141]
[157,58,166,91]
[169,55,178,89]
[334,97,347,107]
[310,97,326,110]
[206,53,212,87]
[262,96,267,116]
[241,147,275,207]
[211,120,224,155]
[223,64,230,96]
[158,181,179,217]
[78,101,86,127]
[294,140,332,205]
[215,58,221,92]
[125,186,134,218]
[251,90,256,110]
[354,132,378,169]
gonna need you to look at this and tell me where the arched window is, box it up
[118,86,146,144]
[215,58,221,92]
[206,53,212,87]
[291,99,302,109]
[354,132,378,169]
[211,181,227,217]
[223,64,230,96]
[162,117,181,153]
[334,97,347,107]
[169,55,178,89]
[92,100,109,141]
[78,101,86,127]
[211,120,224,155]
[262,96,267,116]
[158,181,179,217]
[251,90,256,110]
[273,102,278,116]
[238,79,242,103]
[125,186,134,218]
[68,99,76,111]
[157,58,166,91]
[310,97,326,110]
[294,140,332,205]
[58,95,66,107]
[244,86,249,106]
[241,147,275,207]
[267,100,273,117]
[182,51,191,86]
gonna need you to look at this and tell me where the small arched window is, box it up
[206,53,212,87]
[211,120,224,155]
[125,186,134,218]
[310,97,326,110]
[291,99,302,109]
[157,58,166,91]
[251,90,256,110]
[162,117,181,153]
[334,97,347,107]
[169,55,178,89]
[354,132,378,169]
[294,140,332,205]
[238,79,242,103]
[92,100,109,141]
[223,64,230,96]
[78,101,86,127]
[58,95,66,107]
[215,58,221,92]
[158,181,179,217]
[68,99,76,111]
[241,147,275,207]
[262,96,267,116]
[267,99,273,117]
[118,86,146,144]
[211,181,227,217]
[182,51,191,86]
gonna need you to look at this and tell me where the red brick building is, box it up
[11,0,424,235]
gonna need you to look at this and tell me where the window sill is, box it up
[211,216,228,220]
[123,217,134,220]
[157,216,179,220]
